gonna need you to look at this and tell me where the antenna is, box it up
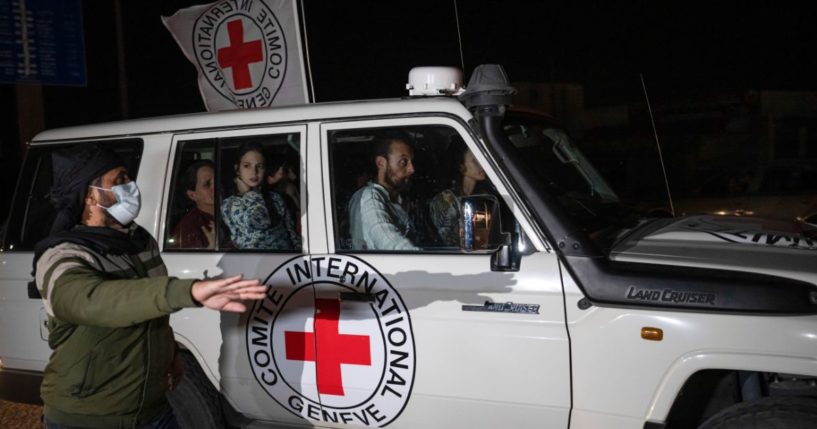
[453,0,466,73]
[640,73,676,217]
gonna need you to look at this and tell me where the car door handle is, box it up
[340,292,375,302]
[28,281,42,299]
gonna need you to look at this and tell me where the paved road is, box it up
[0,399,299,428]
[0,399,42,428]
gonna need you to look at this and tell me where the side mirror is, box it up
[459,195,504,251]
[459,195,525,271]
[491,244,520,272]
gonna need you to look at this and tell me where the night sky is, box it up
[13,1,817,121]
[2,1,817,213]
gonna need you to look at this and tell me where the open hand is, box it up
[191,274,266,313]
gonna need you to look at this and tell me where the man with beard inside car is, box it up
[348,133,420,250]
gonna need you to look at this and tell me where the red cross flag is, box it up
[163,0,310,111]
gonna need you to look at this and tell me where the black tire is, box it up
[166,351,225,429]
[698,396,817,429]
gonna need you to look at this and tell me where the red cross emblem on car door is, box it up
[285,298,372,396]
[246,255,415,426]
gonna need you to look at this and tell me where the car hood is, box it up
[610,215,817,284]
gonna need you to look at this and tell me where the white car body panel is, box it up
[563,270,817,429]
[32,98,473,143]
[0,252,51,371]
[323,253,571,429]
[611,215,817,283]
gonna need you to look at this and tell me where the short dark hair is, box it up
[372,131,413,162]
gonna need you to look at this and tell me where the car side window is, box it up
[165,139,220,250]
[2,140,143,251]
[165,133,302,252]
[329,125,515,253]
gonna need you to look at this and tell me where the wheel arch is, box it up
[645,352,817,423]
[174,333,220,389]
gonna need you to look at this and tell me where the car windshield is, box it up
[502,112,643,248]
[504,116,619,203]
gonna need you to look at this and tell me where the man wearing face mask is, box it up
[348,133,421,251]
[32,143,267,429]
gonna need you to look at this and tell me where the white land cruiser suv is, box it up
[2,65,816,429]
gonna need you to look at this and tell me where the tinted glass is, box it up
[2,140,142,251]
[329,125,514,253]
[217,133,302,252]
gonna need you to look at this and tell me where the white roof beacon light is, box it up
[406,66,465,96]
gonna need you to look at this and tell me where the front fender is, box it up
[646,351,817,422]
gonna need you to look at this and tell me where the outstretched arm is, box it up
[192,274,266,313]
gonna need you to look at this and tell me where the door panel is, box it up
[312,253,570,429]
[215,254,319,425]
[311,117,571,429]
[161,126,317,427]
[0,253,51,371]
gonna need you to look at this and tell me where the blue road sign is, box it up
[0,0,86,86]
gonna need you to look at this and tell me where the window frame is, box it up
[2,139,144,252]
[321,116,545,255]
[162,125,307,254]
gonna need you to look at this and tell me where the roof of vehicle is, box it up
[31,97,473,143]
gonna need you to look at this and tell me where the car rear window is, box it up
[1,140,143,251]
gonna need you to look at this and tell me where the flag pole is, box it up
[298,0,316,103]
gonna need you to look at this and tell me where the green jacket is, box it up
[35,231,198,428]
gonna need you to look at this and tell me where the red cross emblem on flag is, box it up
[165,0,308,110]
[285,299,372,396]
[217,19,263,90]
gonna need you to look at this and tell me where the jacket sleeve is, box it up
[48,261,198,328]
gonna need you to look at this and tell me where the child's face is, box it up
[237,150,266,187]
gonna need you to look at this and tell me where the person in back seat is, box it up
[169,160,216,249]
[429,142,489,247]
[348,133,420,251]
[221,142,300,250]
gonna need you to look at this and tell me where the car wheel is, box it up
[167,351,225,429]
[698,396,817,429]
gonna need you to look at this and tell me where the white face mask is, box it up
[90,181,141,225]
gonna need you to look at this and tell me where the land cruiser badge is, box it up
[192,0,288,108]
[247,255,416,427]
